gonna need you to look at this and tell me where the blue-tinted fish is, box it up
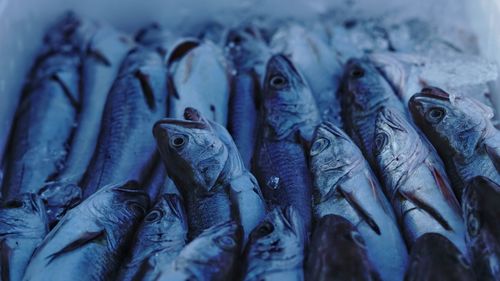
[462,176,500,281]
[23,181,149,281]
[117,194,187,281]
[409,87,500,197]
[405,233,476,281]
[0,194,48,281]
[242,207,306,281]
[80,44,167,198]
[309,122,408,281]
[374,108,466,252]
[254,54,320,231]
[305,214,382,281]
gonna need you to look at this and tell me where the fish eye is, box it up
[257,221,274,236]
[351,231,366,248]
[214,236,237,250]
[145,209,163,222]
[467,212,480,237]
[269,75,288,90]
[170,135,187,149]
[374,133,388,153]
[350,66,364,79]
[425,107,446,123]
[310,138,330,156]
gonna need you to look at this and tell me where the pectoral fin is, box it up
[135,69,156,110]
[338,185,381,235]
[48,230,106,262]
[399,188,452,231]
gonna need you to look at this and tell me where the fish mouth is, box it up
[153,118,208,138]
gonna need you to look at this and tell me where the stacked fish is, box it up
[0,11,499,281]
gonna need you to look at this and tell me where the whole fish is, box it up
[117,194,188,281]
[404,233,476,281]
[409,87,500,197]
[309,122,408,281]
[374,108,466,252]
[242,206,306,281]
[167,39,230,125]
[462,176,500,281]
[2,42,80,199]
[271,23,343,125]
[80,45,167,198]
[305,214,381,281]
[226,25,271,168]
[40,21,134,225]
[253,54,320,231]
[23,181,149,281]
[339,57,406,165]
[0,194,48,281]
[154,108,266,241]
[155,221,242,281]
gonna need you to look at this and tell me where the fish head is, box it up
[406,233,474,280]
[374,107,415,173]
[105,181,150,220]
[262,54,318,140]
[340,58,392,111]
[0,193,48,234]
[153,108,229,190]
[463,176,500,247]
[247,206,306,262]
[310,122,361,196]
[409,87,492,159]
[139,194,188,244]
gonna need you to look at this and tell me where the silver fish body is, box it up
[462,176,500,281]
[155,221,242,281]
[81,45,167,198]
[242,207,306,281]
[23,181,149,281]
[374,108,466,253]
[0,194,48,281]
[409,87,500,198]
[309,122,408,281]
[117,194,188,281]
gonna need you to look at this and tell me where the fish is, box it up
[154,108,266,241]
[271,23,343,125]
[253,54,320,231]
[305,214,382,281]
[135,23,173,57]
[404,233,476,281]
[155,221,242,281]
[409,86,500,197]
[226,25,271,168]
[309,121,408,281]
[242,206,306,281]
[0,194,48,281]
[167,39,230,125]
[117,194,188,281]
[23,181,149,281]
[2,40,80,199]
[80,44,168,198]
[339,57,407,165]
[462,176,500,281]
[40,21,134,225]
[374,107,466,252]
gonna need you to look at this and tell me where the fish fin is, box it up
[166,38,200,68]
[47,229,106,262]
[338,185,381,235]
[167,76,180,99]
[52,71,80,108]
[135,69,156,110]
[485,144,500,173]
[398,188,453,231]
[427,162,461,211]
[87,46,111,66]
